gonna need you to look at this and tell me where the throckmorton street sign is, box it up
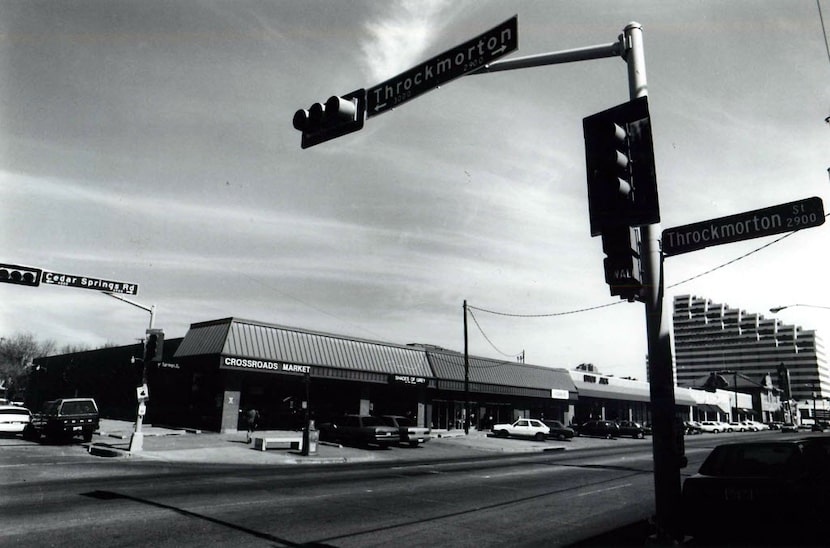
[662,196,825,257]
[367,15,518,117]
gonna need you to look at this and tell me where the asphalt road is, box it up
[1,432,751,548]
[3,430,796,547]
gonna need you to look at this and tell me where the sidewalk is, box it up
[87,419,586,465]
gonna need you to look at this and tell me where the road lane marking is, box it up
[576,483,632,497]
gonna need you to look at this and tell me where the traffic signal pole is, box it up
[296,19,682,540]
[103,292,158,452]
[622,23,682,543]
[479,22,682,542]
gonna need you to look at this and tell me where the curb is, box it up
[87,443,131,458]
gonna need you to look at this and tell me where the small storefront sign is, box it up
[389,374,428,386]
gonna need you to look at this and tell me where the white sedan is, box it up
[698,421,724,433]
[492,418,549,441]
[0,405,32,435]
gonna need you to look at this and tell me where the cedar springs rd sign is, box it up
[366,15,518,117]
[662,196,825,257]
[41,270,139,295]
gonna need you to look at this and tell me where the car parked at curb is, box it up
[574,420,620,439]
[317,415,400,448]
[0,404,32,435]
[491,418,549,441]
[780,422,800,433]
[617,421,648,439]
[697,421,723,433]
[741,420,768,431]
[542,420,575,441]
[23,398,99,443]
[379,415,431,447]
[684,421,703,435]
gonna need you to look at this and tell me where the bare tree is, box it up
[0,333,56,401]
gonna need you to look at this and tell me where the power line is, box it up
[466,307,524,359]
[819,0,830,68]
[471,216,829,319]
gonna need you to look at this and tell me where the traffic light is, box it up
[0,263,42,287]
[144,329,164,363]
[293,88,366,149]
[601,225,642,301]
[583,96,659,236]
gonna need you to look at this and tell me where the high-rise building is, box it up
[672,295,828,404]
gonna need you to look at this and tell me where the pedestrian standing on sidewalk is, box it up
[245,407,260,443]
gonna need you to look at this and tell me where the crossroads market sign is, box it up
[221,356,311,375]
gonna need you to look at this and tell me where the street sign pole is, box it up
[623,23,682,543]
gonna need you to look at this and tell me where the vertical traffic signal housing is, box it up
[293,88,366,149]
[145,329,164,363]
[583,96,659,236]
[0,263,42,287]
[601,225,642,302]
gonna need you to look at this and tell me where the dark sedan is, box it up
[681,438,830,544]
[574,420,620,439]
[317,415,400,448]
[616,421,648,439]
[542,420,575,441]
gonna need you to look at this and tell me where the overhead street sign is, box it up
[662,196,825,257]
[42,270,139,295]
[367,15,518,117]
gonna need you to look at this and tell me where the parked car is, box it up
[491,418,549,441]
[811,421,829,432]
[317,415,400,448]
[766,421,783,430]
[542,420,575,441]
[681,439,830,543]
[0,404,32,435]
[740,420,768,431]
[727,422,746,432]
[780,422,800,433]
[697,421,723,433]
[574,420,620,439]
[23,398,99,443]
[684,421,703,435]
[379,415,431,447]
[616,421,648,439]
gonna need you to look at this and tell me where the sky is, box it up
[1,1,828,380]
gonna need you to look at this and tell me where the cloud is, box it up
[360,0,471,83]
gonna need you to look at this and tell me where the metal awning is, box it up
[175,317,433,379]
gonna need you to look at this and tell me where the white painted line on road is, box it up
[576,483,632,497]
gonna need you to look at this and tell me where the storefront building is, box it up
[29,315,763,433]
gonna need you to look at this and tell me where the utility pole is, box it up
[463,300,470,435]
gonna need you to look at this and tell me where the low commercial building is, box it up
[30,315,772,433]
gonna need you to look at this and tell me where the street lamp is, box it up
[770,304,830,314]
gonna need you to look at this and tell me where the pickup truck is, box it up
[492,418,549,441]
[23,398,99,443]
[380,415,431,447]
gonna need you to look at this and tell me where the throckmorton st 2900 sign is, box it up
[662,196,825,257]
